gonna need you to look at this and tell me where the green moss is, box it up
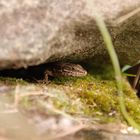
[46,66,140,124]
[0,76,28,85]
[1,65,139,125]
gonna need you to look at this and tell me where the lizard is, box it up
[43,62,87,82]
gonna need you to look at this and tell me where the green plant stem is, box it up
[95,15,140,131]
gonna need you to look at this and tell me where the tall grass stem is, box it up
[94,14,140,131]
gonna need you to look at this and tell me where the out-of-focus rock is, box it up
[0,0,139,69]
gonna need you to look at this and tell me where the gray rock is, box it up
[0,0,139,69]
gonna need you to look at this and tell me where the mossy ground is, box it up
[50,75,140,124]
[0,65,140,126]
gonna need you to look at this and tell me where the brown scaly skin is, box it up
[44,62,87,81]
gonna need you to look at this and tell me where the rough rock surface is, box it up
[0,0,139,69]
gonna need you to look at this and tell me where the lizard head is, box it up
[54,63,87,77]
